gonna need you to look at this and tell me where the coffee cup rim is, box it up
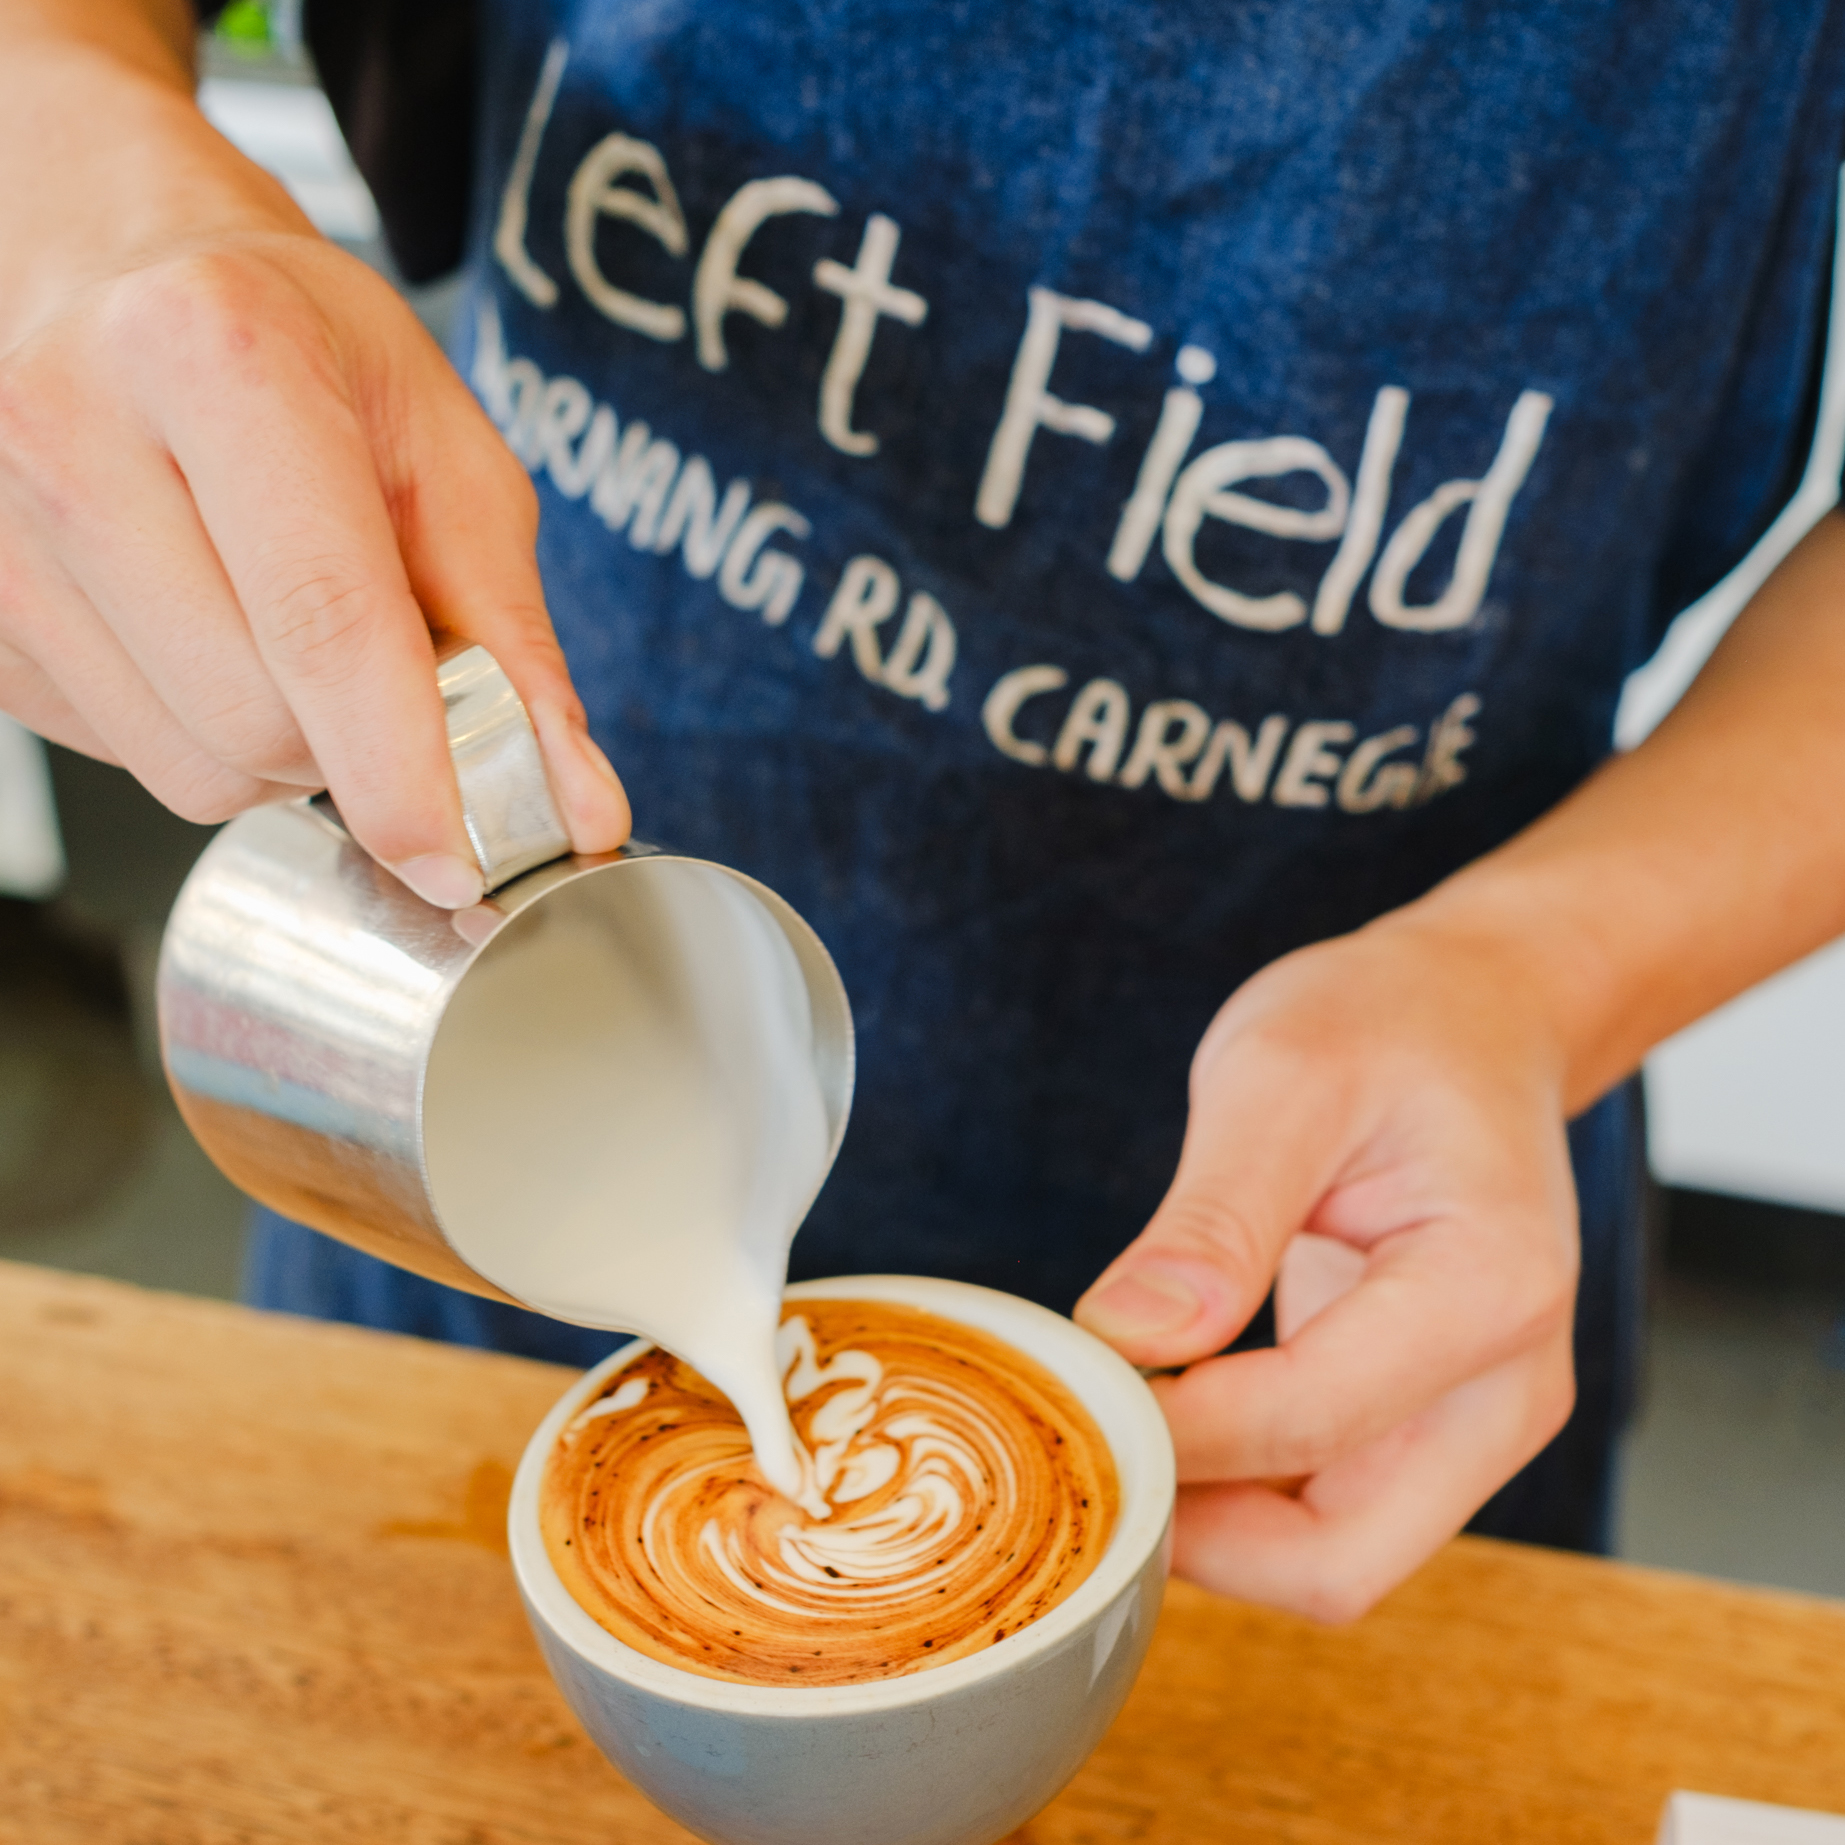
[508,1273,1176,1718]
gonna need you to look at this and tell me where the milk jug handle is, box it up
[310,642,572,895]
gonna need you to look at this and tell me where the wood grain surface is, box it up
[1,1257,1840,1845]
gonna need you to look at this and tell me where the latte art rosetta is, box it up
[541,1300,1119,1685]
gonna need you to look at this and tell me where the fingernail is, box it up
[1079,1266,1201,1341]
[396,852,485,910]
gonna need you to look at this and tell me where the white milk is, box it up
[421,861,837,1502]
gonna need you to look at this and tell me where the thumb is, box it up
[1074,1037,1348,1368]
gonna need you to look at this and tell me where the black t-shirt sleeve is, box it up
[302,0,476,282]
[189,0,475,281]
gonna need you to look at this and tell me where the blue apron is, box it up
[253,0,1845,1550]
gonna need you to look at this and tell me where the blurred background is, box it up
[2,3,1840,1601]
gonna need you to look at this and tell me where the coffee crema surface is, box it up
[541,1299,1119,1686]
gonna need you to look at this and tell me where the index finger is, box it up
[140,260,479,906]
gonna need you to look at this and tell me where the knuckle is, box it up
[502,601,565,657]
[154,759,268,826]
[392,423,539,542]
[1154,1192,1270,1291]
[107,251,337,403]
[492,619,577,707]
[113,252,271,360]
[1489,1235,1579,1350]
[256,565,380,679]
[190,682,313,781]
[1231,1002,1345,1073]
[465,433,541,514]
[1260,1401,1354,1480]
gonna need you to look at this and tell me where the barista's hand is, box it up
[1074,911,1578,1622]
[0,8,628,907]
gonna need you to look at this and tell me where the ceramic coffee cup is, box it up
[509,1274,1177,1845]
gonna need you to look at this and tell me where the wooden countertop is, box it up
[1,1257,1841,1844]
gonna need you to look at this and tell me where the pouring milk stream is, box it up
[157,646,849,1515]
[421,858,834,1509]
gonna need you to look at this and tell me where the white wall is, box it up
[1647,937,1845,1210]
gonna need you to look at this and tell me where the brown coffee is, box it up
[541,1298,1119,1686]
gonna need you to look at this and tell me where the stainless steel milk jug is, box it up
[156,645,854,1308]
